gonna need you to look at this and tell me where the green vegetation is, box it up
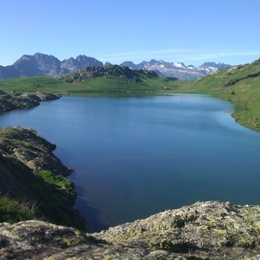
[36,170,75,195]
[27,175,81,229]
[0,66,181,96]
[0,127,85,230]
[0,76,72,95]
[176,58,260,131]
[6,162,84,230]
[6,164,84,230]
[0,194,37,223]
[67,75,181,95]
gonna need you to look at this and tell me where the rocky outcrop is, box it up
[0,126,71,175]
[58,64,159,83]
[1,201,260,259]
[93,200,260,259]
[0,90,60,113]
[0,221,94,259]
[61,55,103,73]
[0,126,85,230]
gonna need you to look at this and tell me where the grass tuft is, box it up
[0,193,38,223]
[35,170,75,195]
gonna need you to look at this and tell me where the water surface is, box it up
[1,94,260,231]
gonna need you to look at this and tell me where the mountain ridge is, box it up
[0,53,103,80]
[120,59,230,80]
[0,53,230,80]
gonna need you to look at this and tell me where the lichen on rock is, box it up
[92,201,260,259]
[1,201,260,259]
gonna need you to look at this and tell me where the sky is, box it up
[1,0,260,67]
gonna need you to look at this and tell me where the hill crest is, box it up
[57,64,161,83]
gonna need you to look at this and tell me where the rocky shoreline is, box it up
[0,126,85,230]
[1,201,260,259]
[0,90,60,113]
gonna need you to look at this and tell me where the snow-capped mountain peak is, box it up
[120,60,230,80]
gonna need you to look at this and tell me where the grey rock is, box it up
[0,53,103,79]
[58,64,159,83]
[92,201,260,259]
[0,90,60,113]
[1,201,260,259]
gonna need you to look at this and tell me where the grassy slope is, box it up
[0,77,73,94]
[0,195,36,223]
[176,59,260,131]
[0,75,181,96]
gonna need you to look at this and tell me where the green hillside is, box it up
[177,58,260,131]
[0,65,181,96]
[0,76,74,95]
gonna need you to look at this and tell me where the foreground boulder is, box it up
[1,201,260,259]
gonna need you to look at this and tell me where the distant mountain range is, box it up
[120,60,230,80]
[0,53,230,80]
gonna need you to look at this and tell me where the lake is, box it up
[1,94,260,232]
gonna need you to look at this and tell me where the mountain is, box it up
[0,53,230,80]
[0,53,103,80]
[61,55,103,72]
[198,61,230,74]
[0,65,20,79]
[120,60,230,80]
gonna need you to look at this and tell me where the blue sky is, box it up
[1,0,260,66]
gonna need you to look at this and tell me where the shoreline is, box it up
[1,91,260,258]
[0,125,86,230]
[0,90,60,113]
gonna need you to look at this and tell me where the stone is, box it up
[1,201,260,259]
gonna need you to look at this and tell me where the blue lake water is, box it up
[1,94,260,232]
